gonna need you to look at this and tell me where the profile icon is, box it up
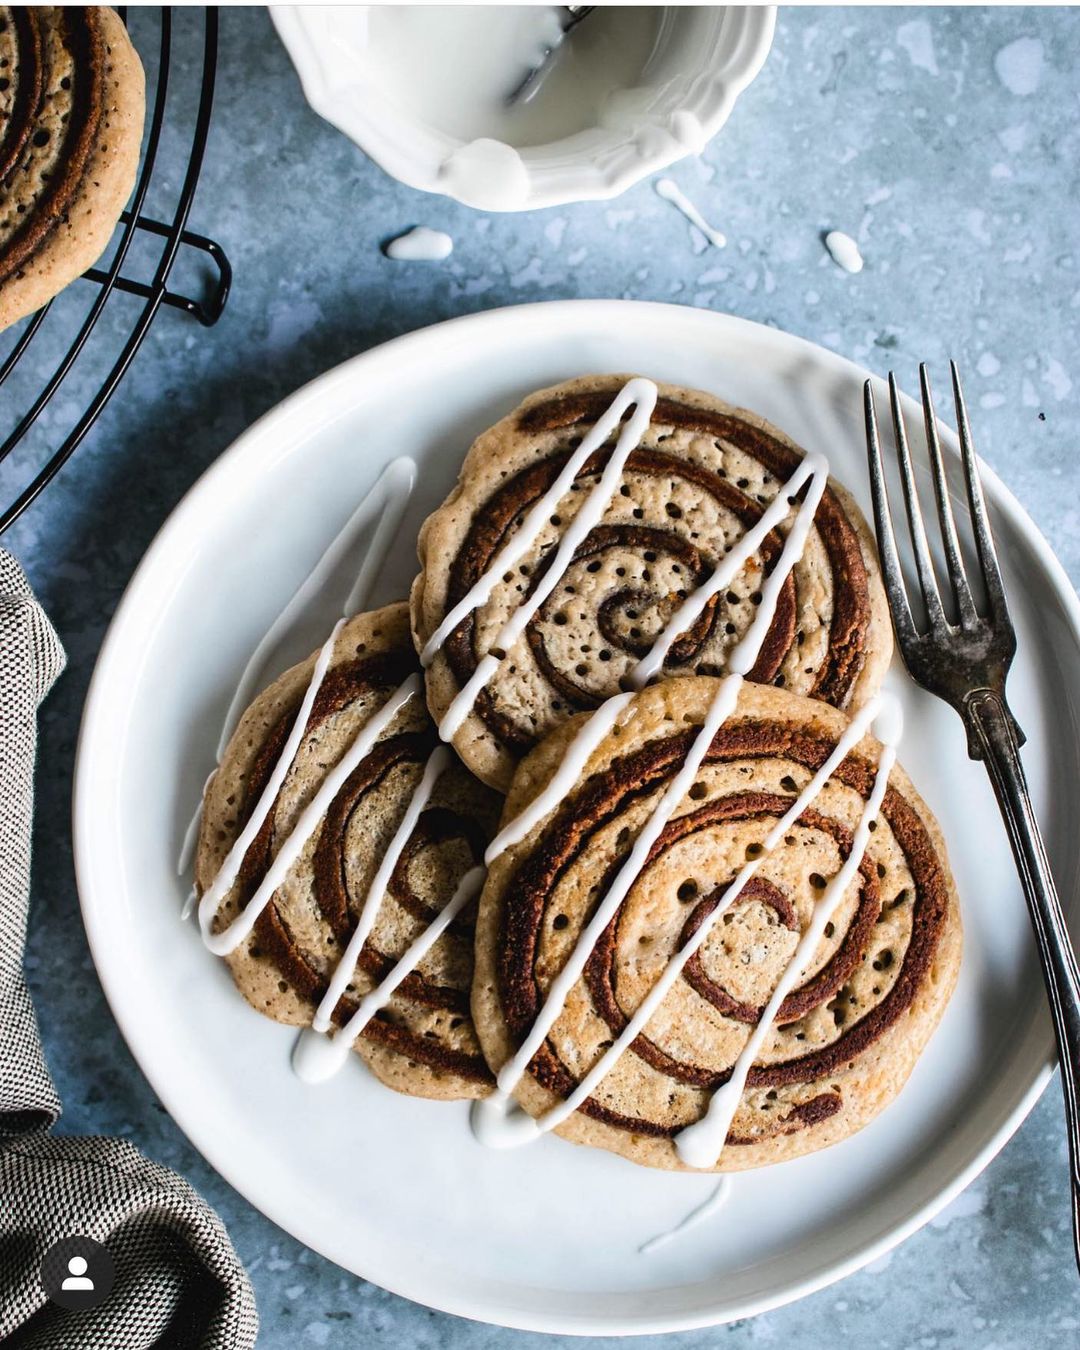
[61,1254,95,1291]
[40,1235,114,1310]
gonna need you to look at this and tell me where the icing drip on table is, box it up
[385,226,454,262]
[824,229,864,274]
[638,1178,733,1255]
[654,178,726,249]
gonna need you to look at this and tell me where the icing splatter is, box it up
[824,229,864,274]
[654,178,726,249]
[385,227,454,261]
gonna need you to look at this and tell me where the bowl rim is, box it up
[271,5,777,211]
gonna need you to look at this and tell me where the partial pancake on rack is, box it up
[473,678,961,1170]
[0,7,145,330]
[412,375,892,792]
[195,602,500,1101]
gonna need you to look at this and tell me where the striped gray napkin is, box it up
[0,549,258,1349]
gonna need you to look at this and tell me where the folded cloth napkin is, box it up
[0,550,258,1349]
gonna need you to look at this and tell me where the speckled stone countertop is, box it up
[6,6,1080,1347]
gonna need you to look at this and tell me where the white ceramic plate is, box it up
[75,302,1080,1335]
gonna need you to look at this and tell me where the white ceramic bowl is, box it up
[272,6,776,212]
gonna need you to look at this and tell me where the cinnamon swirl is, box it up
[472,677,961,1170]
[0,7,144,330]
[196,603,501,1101]
[412,375,892,792]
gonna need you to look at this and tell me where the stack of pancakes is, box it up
[197,376,962,1172]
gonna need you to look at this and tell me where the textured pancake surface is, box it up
[0,6,144,330]
[196,602,501,1101]
[412,375,892,792]
[473,678,961,1170]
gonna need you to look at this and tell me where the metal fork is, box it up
[865,363,1080,1276]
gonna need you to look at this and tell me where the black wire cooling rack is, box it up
[0,6,230,534]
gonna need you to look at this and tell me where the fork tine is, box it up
[920,364,979,628]
[951,361,1011,626]
[888,372,947,629]
[864,380,918,648]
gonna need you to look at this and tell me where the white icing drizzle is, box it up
[632,453,823,686]
[488,686,889,1153]
[178,769,219,877]
[311,745,452,1034]
[476,686,899,1160]
[187,450,482,1086]
[470,457,832,1149]
[485,692,636,864]
[436,379,658,739]
[292,864,486,1084]
[420,377,658,671]
[655,178,726,249]
[177,457,416,883]
[474,677,746,1150]
[180,885,198,922]
[385,226,454,262]
[638,1178,733,1255]
[198,672,421,956]
[675,695,901,1169]
[483,452,827,865]
[824,229,864,274]
[217,457,416,763]
[196,391,661,1084]
[195,616,348,949]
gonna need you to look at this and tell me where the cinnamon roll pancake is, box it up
[473,678,961,1170]
[0,7,145,330]
[412,375,892,792]
[195,603,500,1101]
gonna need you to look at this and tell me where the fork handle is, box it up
[965,687,1080,1275]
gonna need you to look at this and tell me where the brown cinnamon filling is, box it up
[440,391,871,759]
[497,717,947,1142]
[221,650,493,1085]
[0,8,105,283]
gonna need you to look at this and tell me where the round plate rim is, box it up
[73,300,1072,1334]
